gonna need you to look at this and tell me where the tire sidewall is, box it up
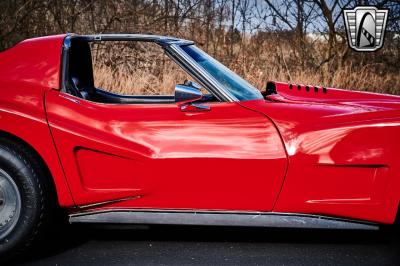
[0,144,43,257]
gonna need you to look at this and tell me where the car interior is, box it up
[64,38,216,104]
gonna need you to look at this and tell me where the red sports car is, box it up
[0,34,399,257]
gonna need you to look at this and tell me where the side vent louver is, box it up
[289,84,328,94]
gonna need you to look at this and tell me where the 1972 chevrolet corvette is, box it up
[0,33,399,256]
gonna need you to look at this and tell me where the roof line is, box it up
[71,33,194,45]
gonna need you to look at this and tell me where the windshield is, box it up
[180,45,263,101]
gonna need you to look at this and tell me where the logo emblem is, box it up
[343,6,388,51]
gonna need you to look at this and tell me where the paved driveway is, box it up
[13,224,400,265]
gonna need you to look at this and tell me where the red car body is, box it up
[0,34,399,228]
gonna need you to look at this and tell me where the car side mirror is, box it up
[175,84,210,112]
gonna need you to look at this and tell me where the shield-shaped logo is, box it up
[343,6,389,51]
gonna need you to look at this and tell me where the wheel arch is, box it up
[0,129,75,207]
[0,129,56,196]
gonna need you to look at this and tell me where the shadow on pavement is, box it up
[10,224,400,265]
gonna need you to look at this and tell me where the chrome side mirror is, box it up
[175,84,203,104]
[174,84,210,112]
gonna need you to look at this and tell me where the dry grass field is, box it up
[91,38,400,96]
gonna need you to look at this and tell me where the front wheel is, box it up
[0,138,52,260]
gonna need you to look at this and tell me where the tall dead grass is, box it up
[94,65,189,95]
[91,39,400,96]
[244,63,400,95]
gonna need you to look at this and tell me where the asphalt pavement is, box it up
[10,224,400,266]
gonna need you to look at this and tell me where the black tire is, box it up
[0,138,53,261]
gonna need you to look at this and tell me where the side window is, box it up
[90,41,193,96]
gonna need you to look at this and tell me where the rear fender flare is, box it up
[0,110,75,207]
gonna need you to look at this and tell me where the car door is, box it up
[45,89,287,211]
